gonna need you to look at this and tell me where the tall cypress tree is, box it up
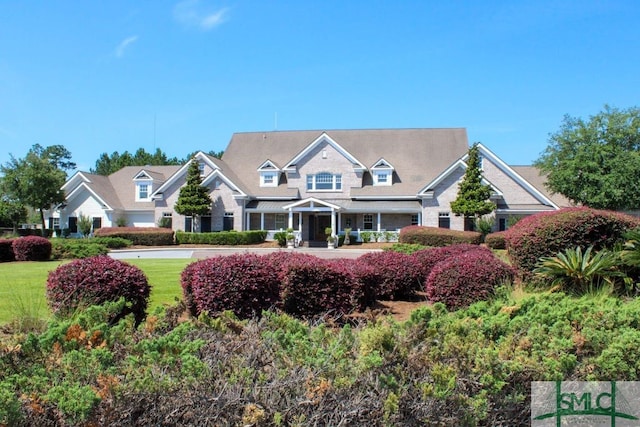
[174,159,212,232]
[450,143,495,230]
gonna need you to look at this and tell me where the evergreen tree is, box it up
[450,143,495,229]
[174,159,212,232]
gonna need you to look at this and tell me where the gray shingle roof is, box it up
[510,166,572,208]
[221,128,470,197]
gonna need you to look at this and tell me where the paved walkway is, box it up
[109,246,382,260]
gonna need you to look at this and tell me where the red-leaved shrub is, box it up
[412,244,492,282]
[12,236,52,261]
[357,251,423,300]
[46,255,151,324]
[425,250,514,310]
[399,225,482,246]
[280,256,364,317]
[0,239,15,262]
[504,207,640,275]
[182,254,280,319]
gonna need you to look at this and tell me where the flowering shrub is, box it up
[0,239,15,262]
[412,244,491,284]
[484,231,507,249]
[12,236,52,261]
[504,207,640,275]
[46,255,151,324]
[280,256,364,317]
[425,250,514,310]
[181,254,280,319]
[399,225,482,246]
[358,251,423,300]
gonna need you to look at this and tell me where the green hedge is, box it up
[175,230,267,245]
[93,227,174,246]
[399,225,482,246]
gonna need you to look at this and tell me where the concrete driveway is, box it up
[109,246,382,260]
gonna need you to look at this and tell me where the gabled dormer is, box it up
[133,170,154,202]
[371,158,394,186]
[257,160,281,187]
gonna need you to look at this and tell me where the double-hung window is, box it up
[306,172,342,191]
[138,184,149,200]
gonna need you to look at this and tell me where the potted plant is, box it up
[344,227,352,245]
[325,227,336,249]
[285,227,295,249]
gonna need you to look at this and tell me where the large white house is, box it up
[47,128,569,241]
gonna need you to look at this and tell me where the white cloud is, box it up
[115,35,139,58]
[173,0,229,31]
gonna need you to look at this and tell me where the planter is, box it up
[287,240,295,249]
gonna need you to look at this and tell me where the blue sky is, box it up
[1,1,639,172]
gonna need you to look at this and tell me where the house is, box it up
[48,128,570,241]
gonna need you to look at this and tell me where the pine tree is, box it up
[450,143,495,229]
[174,159,212,232]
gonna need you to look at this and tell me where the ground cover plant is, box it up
[1,291,640,426]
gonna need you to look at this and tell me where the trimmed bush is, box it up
[50,239,108,260]
[175,230,267,245]
[0,239,15,262]
[357,251,423,300]
[484,231,507,249]
[94,227,174,246]
[46,255,151,324]
[12,236,52,261]
[88,237,132,249]
[425,250,514,310]
[412,244,491,286]
[280,256,365,317]
[181,254,280,319]
[399,225,482,246]
[504,207,640,275]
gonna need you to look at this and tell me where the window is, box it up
[261,173,277,187]
[363,214,373,230]
[377,173,388,183]
[411,214,419,225]
[438,212,450,229]
[223,212,234,231]
[307,172,342,191]
[499,217,507,231]
[198,162,206,176]
[275,214,286,230]
[137,183,149,200]
[92,217,102,231]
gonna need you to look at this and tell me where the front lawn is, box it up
[0,259,193,325]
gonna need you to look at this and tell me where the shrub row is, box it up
[46,255,151,324]
[181,244,514,318]
[50,239,109,260]
[504,207,640,275]
[175,230,267,245]
[0,239,15,262]
[399,225,482,246]
[94,227,174,246]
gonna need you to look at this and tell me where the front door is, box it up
[315,215,332,241]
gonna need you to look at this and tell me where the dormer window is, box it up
[371,158,394,186]
[133,170,153,201]
[257,160,281,187]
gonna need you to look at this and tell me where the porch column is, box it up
[338,212,342,232]
[377,212,381,231]
[260,213,265,230]
[331,209,336,236]
[246,212,250,230]
[298,212,302,231]
[288,209,294,229]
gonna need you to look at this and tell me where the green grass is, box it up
[0,259,194,325]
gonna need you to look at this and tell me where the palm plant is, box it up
[533,246,624,294]
[620,229,640,267]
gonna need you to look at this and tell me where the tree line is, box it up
[2,105,640,231]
